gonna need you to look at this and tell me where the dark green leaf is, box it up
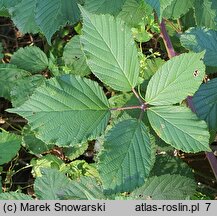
[193,78,217,132]
[180,27,217,68]
[194,0,217,30]
[99,119,152,194]
[9,0,40,34]
[0,130,22,165]
[132,174,196,200]
[0,64,30,100]
[10,46,49,74]
[35,0,80,44]
[10,75,45,107]
[7,75,110,146]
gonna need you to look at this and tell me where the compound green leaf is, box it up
[34,168,70,200]
[99,119,152,194]
[145,52,205,105]
[163,0,193,19]
[7,75,110,146]
[9,0,40,34]
[192,78,217,132]
[11,46,49,74]
[0,192,33,200]
[145,0,174,21]
[0,64,30,100]
[132,174,196,200]
[80,7,140,92]
[10,75,45,107]
[35,0,80,44]
[147,106,210,153]
[180,27,217,68]
[58,177,105,200]
[0,130,22,165]
[84,0,126,15]
[63,35,90,77]
[194,0,217,30]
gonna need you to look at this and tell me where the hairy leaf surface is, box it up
[180,27,217,68]
[145,52,205,105]
[132,174,196,199]
[80,7,140,91]
[7,75,110,146]
[147,106,210,153]
[99,119,152,194]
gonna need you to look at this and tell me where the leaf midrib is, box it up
[149,107,207,147]
[84,11,133,89]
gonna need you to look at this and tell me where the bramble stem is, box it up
[110,102,148,112]
[110,105,142,111]
[161,19,217,181]
[206,152,217,180]
[160,19,177,58]
[187,96,217,181]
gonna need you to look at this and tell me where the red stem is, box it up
[187,96,217,181]
[160,19,176,58]
[161,19,217,181]
[206,152,217,180]
[110,105,142,111]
